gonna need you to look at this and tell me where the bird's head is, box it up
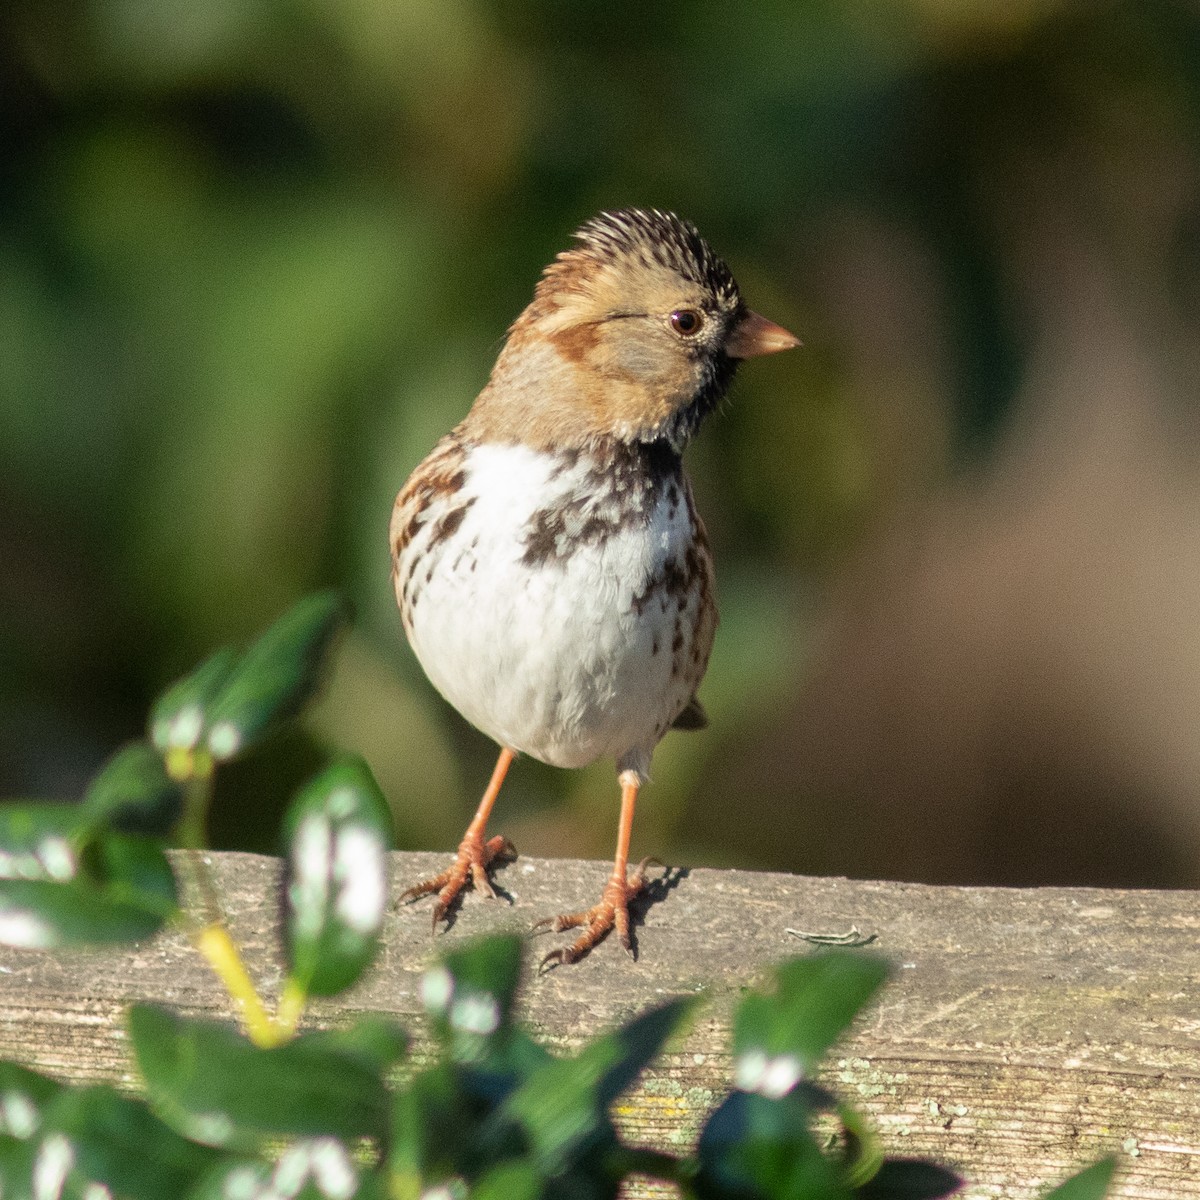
[469,209,799,453]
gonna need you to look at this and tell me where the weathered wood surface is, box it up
[1,851,1198,1198]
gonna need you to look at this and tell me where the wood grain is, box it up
[1,851,1198,1198]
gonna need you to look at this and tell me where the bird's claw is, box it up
[399,833,517,932]
[534,857,658,970]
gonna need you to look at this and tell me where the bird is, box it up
[390,207,799,967]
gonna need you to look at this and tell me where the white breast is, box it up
[394,441,709,777]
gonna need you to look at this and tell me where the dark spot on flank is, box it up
[633,555,689,615]
[392,510,426,560]
[672,628,684,653]
[548,447,581,479]
[652,637,660,656]
[430,497,476,547]
[429,468,466,498]
[521,516,562,567]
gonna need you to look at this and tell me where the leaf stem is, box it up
[274,976,308,1041]
[194,923,289,1048]
[171,751,223,926]
[175,749,215,854]
[167,747,300,1047]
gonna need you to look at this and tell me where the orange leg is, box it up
[399,746,517,931]
[534,769,656,968]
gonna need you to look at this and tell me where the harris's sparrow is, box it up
[391,208,798,966]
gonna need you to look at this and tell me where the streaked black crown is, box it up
[573,208,741,308]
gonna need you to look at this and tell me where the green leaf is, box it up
[301,1014,409,1075]
[696,1090,851,1200]
[80,741,185,834]
[389,1029,553,1191]
[149,647,239,754]
[186,1139,366,1200]
[0,803,81,881]
[471,1161,541,1200]
[0,830,177,948]
[855,1160,962,1199]
[1041,1158,1118,1200]
[734,952,890,1086]
[838,1099,884,1188]
[422,935,524,1060]
[390,1065,476,1191]
[500,998,694,1178]
[0,1134,45,1200]
[39,1084,221,1200]
[283,757,394,997]
[498,1055,618,1178]
[202,591,347,762]
[129,1004,390,1150]
[0,1063,61,1139]
[87,832,179,909]
[589,996,696,1109]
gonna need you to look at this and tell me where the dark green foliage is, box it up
[0,800,177,948]
[81,743,185,835]
[501,997,697,1183]
[201,591,347,762]
[855,1162,968,1200]
[149,648,240,756]
[188,1148,393,1200]
[696,1089,852,1200]
[129,1005,393,1150]
[0,1063,61,1138]
[0,596,1118,1198]
[38,1086,222,1200]
[733,952,890,1074]
[1041,1158,1119,1200]
[302,1016,410,1076]
[149,592,346,765]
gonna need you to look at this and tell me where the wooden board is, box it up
[1,850,1198,1198]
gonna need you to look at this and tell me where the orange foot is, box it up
[399,831,517,931]
[533,857,660,969]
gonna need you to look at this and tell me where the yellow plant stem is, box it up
[194,923,295,1049]
[169,745,308,1047]
[274,976,308,1042]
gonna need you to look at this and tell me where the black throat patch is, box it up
[521,438,684,568]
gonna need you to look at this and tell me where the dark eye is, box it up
[669,309,703,336]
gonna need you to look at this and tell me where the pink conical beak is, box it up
[725,309,801,358]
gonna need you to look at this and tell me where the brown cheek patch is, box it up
[548,320,603,365]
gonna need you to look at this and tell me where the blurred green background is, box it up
[6,0,1200,888]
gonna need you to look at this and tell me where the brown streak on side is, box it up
[430,497,476,548]
[390,434,470,570]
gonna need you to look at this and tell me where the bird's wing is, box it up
[670,694,708,731]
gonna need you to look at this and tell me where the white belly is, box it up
[394,441,710,775]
